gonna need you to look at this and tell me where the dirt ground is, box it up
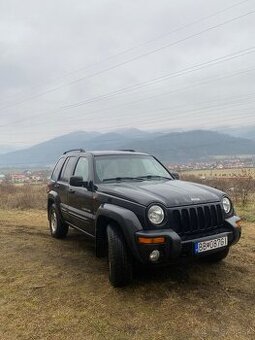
[0,210,254,340]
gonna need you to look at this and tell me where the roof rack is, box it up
[119,149,136,152]
[63,148,85,154]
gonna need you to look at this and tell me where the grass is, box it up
[0,181,254,339]
[0,184,46,210]
[236,201,255,223]
[0,209,255,339]
[181,167,255,179]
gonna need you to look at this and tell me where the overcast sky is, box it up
[0,0,254,146]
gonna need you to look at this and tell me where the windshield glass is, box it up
[94,154,172,183]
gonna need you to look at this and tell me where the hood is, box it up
[97,180,224,207]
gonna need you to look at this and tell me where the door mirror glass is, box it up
[69,176,84,187]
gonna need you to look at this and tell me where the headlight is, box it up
[148,205,165,225]
[222,197,232,214]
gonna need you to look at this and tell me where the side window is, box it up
[51,157,65,181]
[74,157,89,181]
[59,157,76,182]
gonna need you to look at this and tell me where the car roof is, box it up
[63,150,149,157]
[89,150,149,156]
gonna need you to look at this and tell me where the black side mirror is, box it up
[70,176,85,187]
[171,172,180,180]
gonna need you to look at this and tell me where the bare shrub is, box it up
[1,171,254,211]
[181,170,255,207]
[0,184,46,210]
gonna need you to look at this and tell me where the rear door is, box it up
[68,156,94,236]
[49,156,66,205]
[57,156,77,222]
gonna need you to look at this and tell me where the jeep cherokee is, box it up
[47,149,241,287]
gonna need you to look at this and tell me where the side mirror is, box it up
[171,172,180,180]
[69,176,84,187]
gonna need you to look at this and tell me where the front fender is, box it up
[224,215,242,245]
[95,203,143,260]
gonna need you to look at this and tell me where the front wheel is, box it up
[202,247,229,263]
[49,204,69,239]
[107,224,133,287]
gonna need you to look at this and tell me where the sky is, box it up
[0,0,254,147]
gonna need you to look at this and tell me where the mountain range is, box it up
[215,126,255,141]
[0,128,255,168]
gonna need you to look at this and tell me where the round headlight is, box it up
[222,197,231,214]
[148,205,165,225]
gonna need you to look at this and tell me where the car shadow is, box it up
[63,228,226,289]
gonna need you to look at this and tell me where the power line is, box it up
[2,94,254,135]
[1,46,254,129]
[61,48,255,110]
[39,66,255,127]
[1,8,254,112]
[0,0,251,108]
[79,98,255,127]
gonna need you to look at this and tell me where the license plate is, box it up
[194,236,228,254]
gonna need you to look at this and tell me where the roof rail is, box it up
[119,149,136,152]
[63,148,85,154]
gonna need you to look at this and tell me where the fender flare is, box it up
[95,204,143,260]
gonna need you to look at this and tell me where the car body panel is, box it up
[96,180,223,207]
[47,150,241,265]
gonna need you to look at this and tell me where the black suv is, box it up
[47,149,241,287]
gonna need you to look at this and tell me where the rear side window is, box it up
[74,157,89,181]
[59,157,77,182]
[51,157,65,181]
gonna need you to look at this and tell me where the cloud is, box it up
[0,0,254,145]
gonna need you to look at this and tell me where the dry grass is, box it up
[182,167,255,179]
[0,209,254,340]
[0,180,254,339]
[0,184,46,210]
[181,174,255,207]
[1,175,254,212]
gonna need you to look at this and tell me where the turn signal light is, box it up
[236,220,242,228]
[138,237,166,244]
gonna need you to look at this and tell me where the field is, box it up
[0,204,255,339]
[181,167,255,179]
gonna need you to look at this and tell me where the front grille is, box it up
[169,203,224,236]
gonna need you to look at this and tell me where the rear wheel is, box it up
[202,247,229,263]
[107,224,133,287]
[49,203,69,239]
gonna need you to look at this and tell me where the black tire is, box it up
[107,224,133,287]
[48,203,69,239]
[202,247,229,263]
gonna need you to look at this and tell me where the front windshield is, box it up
[94,154,172,183]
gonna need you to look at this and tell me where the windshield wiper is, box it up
[103,177,143,182]
[102,175,171,182]
[135,175,171,181]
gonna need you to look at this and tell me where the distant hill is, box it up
[216,126,255,141]
[0,145,24,155]
[126,130,255,162]
[0,129,255,167]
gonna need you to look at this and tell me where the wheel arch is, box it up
[95,204,143,260]
[95,215,119,257]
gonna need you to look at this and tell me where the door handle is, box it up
[69,188,75,194]
[54,183,60,188]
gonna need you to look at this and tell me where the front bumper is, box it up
[134,215,241,264]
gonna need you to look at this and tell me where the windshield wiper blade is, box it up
[135,175,171,181]
[103,177,143,182]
